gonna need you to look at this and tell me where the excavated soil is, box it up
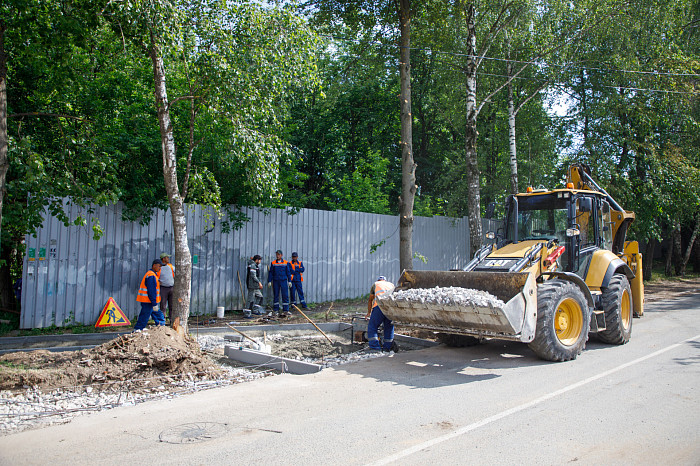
[0,326,220,392]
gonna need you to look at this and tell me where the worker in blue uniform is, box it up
[365,276,396,351]
[268,249,292,316]
[134,259,165,331]
[289,252,308,309]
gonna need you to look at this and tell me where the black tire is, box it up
[598,274,633,345]
[436,333,482,347]
[528,279,590,362]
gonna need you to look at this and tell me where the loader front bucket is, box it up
[377,270,537,342]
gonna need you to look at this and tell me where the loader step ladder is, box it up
[590,309,606,332]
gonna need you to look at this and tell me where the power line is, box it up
[411,45,700,78]
[321,32,700,79]
[476,71,700,96]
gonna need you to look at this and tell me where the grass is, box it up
[648,263,700,283]
[0,360,28,370]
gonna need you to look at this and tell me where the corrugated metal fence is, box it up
[21,200,499,328]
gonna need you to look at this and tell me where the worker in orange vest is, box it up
[134,259,166,331]
[365,276,396,351]
[289,252,308,309]
[267,249,292,316]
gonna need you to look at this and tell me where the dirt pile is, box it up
[0,326,220,392]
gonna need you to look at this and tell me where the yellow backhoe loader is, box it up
[378,165,644,361]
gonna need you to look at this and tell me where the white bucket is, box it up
[216,306,225,318]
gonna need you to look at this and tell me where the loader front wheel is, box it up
[529,280,590,362]
[597,274,633,345]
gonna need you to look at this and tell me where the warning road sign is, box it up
[95,297,131,328]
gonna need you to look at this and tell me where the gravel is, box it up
[0,333,394,436]
[381,286,505,308]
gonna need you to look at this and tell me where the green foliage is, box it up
[2,0,698,294]
[557,0,700,245]
[369,239,386,254]
[324,151,391,214]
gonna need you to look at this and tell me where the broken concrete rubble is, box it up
[380,286,505,309]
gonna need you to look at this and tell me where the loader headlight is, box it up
[485,231,495,239]
[566,228,580,237]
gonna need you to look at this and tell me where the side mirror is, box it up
[578,197,593,213]
[485,202,496,219]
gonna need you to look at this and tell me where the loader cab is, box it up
[504,190,613,275]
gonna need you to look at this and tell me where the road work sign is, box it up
[95,297,131,328]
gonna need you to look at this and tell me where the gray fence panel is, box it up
[21,202,483,328]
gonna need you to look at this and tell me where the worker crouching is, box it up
[365,276,396,351]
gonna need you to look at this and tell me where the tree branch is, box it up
[8,112,88,121]
[514,80,550,115]
[168,95,200,110]
[476,1,522,68]
[475,2,630,117]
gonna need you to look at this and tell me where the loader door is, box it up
[573,195,598,278]
[599,200,613,251]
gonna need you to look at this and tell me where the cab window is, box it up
[600,200,613,250]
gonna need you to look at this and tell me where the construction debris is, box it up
[0,318,430,436]
[0,329,274,435]
[0,326,220,392]
[380,287,505,309]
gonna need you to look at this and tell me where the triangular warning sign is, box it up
[95,297,131,328]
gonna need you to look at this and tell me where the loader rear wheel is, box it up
[436,333,482,347]
[598,274,633,345]
[529,280,590,362]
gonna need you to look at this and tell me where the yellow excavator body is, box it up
[378,165,643,361]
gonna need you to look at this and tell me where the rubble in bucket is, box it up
[381,286,505,309]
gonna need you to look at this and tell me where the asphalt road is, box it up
[1,293,699,465]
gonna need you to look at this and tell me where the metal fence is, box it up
[21,200,498,328]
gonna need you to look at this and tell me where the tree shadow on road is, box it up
[673,340,700,366]
[642,293,700,314]
[335,340,550,389]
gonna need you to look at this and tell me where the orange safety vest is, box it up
[372,280,394,309]
[290,262,304,281]
[137,270,161,303]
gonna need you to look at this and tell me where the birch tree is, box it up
[396,0,416,273]
[107,0,319,327]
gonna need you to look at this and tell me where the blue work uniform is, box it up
[268,259,292,313]
[134,269,165,331]
[367,280,395,351]
[289,259,307,308]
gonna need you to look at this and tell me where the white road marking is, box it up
[369,333,700,466]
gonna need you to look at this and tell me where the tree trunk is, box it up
[149,40,192,329]
[507,65,518,195]
[679,215,700,276]
[643,237,655,281]
[0,22,9,252]
[397,0,415,273]
[465,5,482,257]
[673,221,683,276]
[580,69,591,158]
[664,221,680,277]
[0,244,15,310]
